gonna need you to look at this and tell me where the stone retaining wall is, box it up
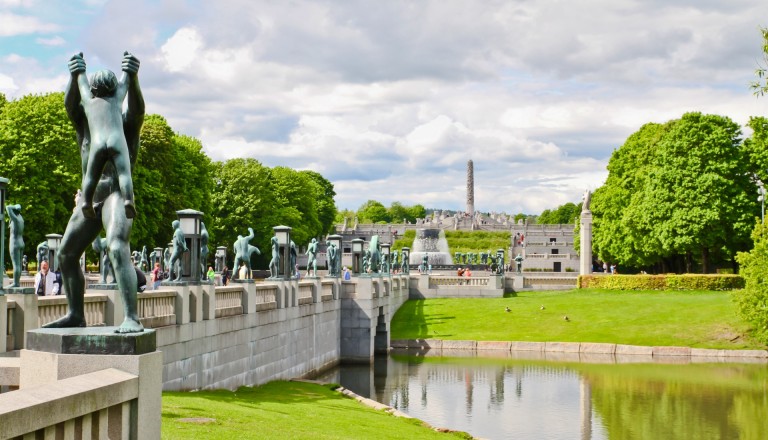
[391,339,768,363]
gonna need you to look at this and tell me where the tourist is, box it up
[295,264,301,280]
[464,268,472,278]
[342,266,351,280]
[457,267,465,277]
[151,262,162,290]
[221,266,230,286]
[238,262,248,279]
[34,260,60,296]
[207,266,215,283]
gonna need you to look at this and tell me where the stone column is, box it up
[466,159,474,216]
[0,294,6,353]
[6,288,36,350]
[580,192,593,276]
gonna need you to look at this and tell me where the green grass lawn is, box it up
[162,381,470,440]
[391,289,764,349]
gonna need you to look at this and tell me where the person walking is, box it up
[34,260,60,296]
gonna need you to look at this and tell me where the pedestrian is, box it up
[207,266,215,283]
[134,266,147,293]
[34,260,60,296]
[151,262,162,290]
[221,265,230,286]
[342,266,351,281]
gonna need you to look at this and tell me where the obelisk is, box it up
[466,160,474,216]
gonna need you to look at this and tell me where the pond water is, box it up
[316,350,768,440]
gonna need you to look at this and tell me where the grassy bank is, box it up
[162,381,470,439]
[390,289,764,350]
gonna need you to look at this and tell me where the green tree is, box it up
[357,200,390,223]
[133,114,175,249]
[592,122,670,268]
[134,116,213,250]
[742,116,768,180]
[537,202,581,224]
[643,113,751,272]
[0,92,80,261]
[210,159,277,268]
[271,166,322,246]
[749,26,768,97]
[408,204,426,221]
[300,170,336,234]
[734,220,768,343]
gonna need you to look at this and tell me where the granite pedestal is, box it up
[20,328,161,439]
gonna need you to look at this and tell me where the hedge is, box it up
[578,274,744,291]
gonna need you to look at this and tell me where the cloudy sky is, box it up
[1,0,767,215]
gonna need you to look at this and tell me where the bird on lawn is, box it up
[563,315,570,322]
[540,305,545,310]
[505,307,511,312]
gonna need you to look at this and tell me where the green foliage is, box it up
[392,229,416,251]
[271,166,322,246]
[300,170,337,234]
[133,115,213,250]
[749,26,768,97]
[592,113,754,273]
[578,274,744,290]
[444,230,511,255]
[734,221,768,344]
[0,92,80,258]
[357,199,389,223]
[211,159,278,268]
[537,202,581,224]
[391,290,760,349]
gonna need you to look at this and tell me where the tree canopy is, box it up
[537,202,581,224]
[0,91,337,269]
[749,26,768,97]
[591,112,755,273]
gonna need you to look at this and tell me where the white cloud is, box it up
[0,12,58,36]
[35,35,65,46]
[4,0,768,214]
[160,27,204,72]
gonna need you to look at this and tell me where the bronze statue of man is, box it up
[169,220,188,281]
[44,51,144,333]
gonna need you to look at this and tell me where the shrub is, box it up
[734,221,768,344]
[578,274,744,291]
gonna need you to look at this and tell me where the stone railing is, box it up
[38,294,107,327]
[320,281,335,301]
[215,287,243,318]
[137,290,177,328]
[298,283,314,305]
[255,284,278,311]
[524,241,574,247]
[429,276,489,287]
[525,253,577,260]
[0,368,140,439]
[523,277,578,288]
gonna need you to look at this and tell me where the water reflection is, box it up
[317,349,768,440]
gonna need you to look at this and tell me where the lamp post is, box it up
[758,180,766,224]
[46,233,63,271]
[0,177,7,292]
[176,209,203,281]
[273,225,292,279]
[381,243,391,274]
[351,238,364,275]
[326,234,342,277]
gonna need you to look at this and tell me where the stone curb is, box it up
[390,339,768,359]
[290,380,480,439]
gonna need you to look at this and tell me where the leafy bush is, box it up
[734,221,768,344]
[392,229,416,252]
[579,274,744,291]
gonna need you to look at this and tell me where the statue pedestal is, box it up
[7,289,38,349]
[19,328,161,439]
[89,283,118,290]
[232,279,256,284]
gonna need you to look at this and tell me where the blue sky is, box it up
[2,0,768,214]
